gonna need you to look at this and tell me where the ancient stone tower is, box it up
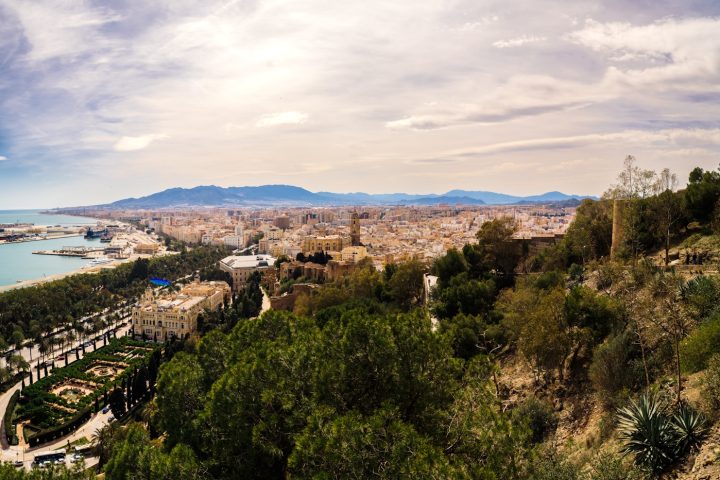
[350,211,361,246]
[610,199,625,259]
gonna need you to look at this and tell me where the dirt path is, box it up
[16,422,27,449]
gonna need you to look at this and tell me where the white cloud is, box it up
[566,17,720,89]
[458,15,499,31]
[386,75,604,130]
[113,134,168,152]
[255,111,309,128]
[1,2,719,205]
[3,0,122,63]
[0,156,7,161]
[411,128,720,161]
[493,35,546,48]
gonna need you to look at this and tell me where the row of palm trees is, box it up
[0,303,131,385]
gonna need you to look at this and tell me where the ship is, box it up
[88,257,112,266]
[100,232,113,243]
[84,227,108,239]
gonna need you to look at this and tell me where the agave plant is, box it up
[680,276,720,318]
[616,394,676,474]
[671,402,706,455]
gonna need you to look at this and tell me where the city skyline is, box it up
[1,0,719,208]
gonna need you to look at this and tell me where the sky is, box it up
[0,0,718,208]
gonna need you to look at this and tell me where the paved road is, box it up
[261,288,271,315]
[1,306,131,368]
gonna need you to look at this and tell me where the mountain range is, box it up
[70,185,595,209]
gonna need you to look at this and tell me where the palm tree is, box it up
[49,336,60,358]
[38,338,49,364]
[65,331,75,353]
[11,330,24,359]
[92,423,119,468]
[66,332,76,358]
[8,355,29,377]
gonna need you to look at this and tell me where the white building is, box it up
[224,234,245,249]
[219,254,276,292]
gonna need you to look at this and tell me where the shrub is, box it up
[680,276,720,319]
[4,390,19,445]
[568,263,584,283]
[701,353,720,416]
[589,332,636,406]
[587,451,644,480]
[680,313,720,372]
[533,271,565,290]
[513,396,557,443]
[596,262,624,290]
[528,446,582,480]
[17,338,155,440]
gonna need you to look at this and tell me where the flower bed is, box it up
[16,338,156,440]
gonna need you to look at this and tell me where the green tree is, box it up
[649,170,685,265]
[104,423,150,480]
[387,259,426,309]
[196,330,230,388]
[432,274,496,320]
[521,289,572,381]
[685,166,720,222]
[469,218,521,276]
[109,388,126,419]
[289,406,459,479]
[155,352,206,448]
[431,248,467,286]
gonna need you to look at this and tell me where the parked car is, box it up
[71,453,84,463]
[102,406,110,414]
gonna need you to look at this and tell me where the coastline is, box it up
[0,257,135,293]
[0,250,174,293]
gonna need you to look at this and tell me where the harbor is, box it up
[0,212,165,291]
[0,210,164,289]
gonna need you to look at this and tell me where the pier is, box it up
[32,246,105,258]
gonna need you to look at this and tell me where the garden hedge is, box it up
[3,390,19,445]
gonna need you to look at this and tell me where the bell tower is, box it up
[350,212,361,246]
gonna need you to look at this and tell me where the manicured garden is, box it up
[12,337,160,447]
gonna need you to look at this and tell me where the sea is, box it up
[0,210,100,287]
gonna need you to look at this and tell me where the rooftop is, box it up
[220,254,277,269]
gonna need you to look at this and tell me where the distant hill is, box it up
[65,185,596,209]
[444,189,592,204]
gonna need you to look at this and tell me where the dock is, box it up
[32,246,106,258]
